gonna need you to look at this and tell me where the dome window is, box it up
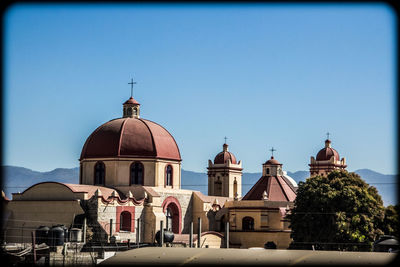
[130,162,144,185]
[165,165,173,186]
[266,168,270,175]
[94,161,105,185]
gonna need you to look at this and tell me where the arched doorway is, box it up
[162,196,182,234]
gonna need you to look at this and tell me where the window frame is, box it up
[165,165,173,187]
[130,161,144,185]
[242,216,255,231]
[94,161,105,185]
[119,211,132,232]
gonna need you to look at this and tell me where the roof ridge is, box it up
[141,118,182,160]
[117,118,129,157]
[137,118,157,156]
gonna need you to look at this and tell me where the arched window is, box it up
[94,161,105,185]
[165,165,173,186]
[130,162,144,185]
[233,179,238,197]
[266,168,270,175]
[127,108,132,116]
[120,211,132,232]
[242,216,254,231]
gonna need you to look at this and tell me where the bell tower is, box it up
[207,141,243,198]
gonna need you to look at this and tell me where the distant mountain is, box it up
[1,166,397,206]
[2,166,79,197]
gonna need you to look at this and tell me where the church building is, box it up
[3,86,300,249]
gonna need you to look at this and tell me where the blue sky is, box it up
[3,3,397,175]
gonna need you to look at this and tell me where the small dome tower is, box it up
[207,140,243,198]
[309,135,347,177]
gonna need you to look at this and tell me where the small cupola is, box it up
[325,139,331,148]
[123,97,140,118]
[262,147,283,176]
[123,78,140,118]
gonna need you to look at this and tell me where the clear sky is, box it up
[3,3,397,174]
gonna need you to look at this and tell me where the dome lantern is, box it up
[123,97,140,118]
[123,78,140,118]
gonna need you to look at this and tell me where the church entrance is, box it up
[165,203,179,233]
[162,196,182,234]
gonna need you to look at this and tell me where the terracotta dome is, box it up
[123,97,140,105]
[316,139,340,161]
[80,117,181,161]
[214,144,237,164]
[265,156,281,165]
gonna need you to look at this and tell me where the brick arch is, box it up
[162,196,182,234]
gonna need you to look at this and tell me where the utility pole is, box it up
[137,218,140,248]
[31,231,36,265]
[160,221,164,247]
[197,218,201,248]
[83,217,87,244]
[109,219,113,242]
[189,222,193,248]
[225,221,229,248]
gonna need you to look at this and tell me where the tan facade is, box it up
[4,183,86,243]
[81,158,181,188]
[207,161,243,198]
[223,200,293,249]
[309,156,347,177]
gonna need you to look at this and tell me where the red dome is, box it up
[123,97,140,105]
[316,140,340,161]
[265,156,281,165]
[214,144,237,164]
[80,118,181,161]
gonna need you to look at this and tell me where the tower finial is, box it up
[128,78,137,98]
[224,136,227,144]
[326,132,330,140]
[269,147,276,157]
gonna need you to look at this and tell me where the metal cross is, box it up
[224,136,228,144]
[269,147,276,157]
[128,78,137,98]
[326,132,330,140]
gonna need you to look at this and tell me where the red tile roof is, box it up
[63,183,121,199]
[242,175,296,202]
[265,156,281,165]
[123,97,140,105]
[80,117,181,161]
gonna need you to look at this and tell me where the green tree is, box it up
[287,170,385,251]
[380,204,399,238]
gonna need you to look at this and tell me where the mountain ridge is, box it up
[2,165,397,206]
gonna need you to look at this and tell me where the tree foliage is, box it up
[379,204,399,238]
[287,170,385,251]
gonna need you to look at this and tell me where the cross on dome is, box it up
[128,77,137,98]
[269,147,276,157]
